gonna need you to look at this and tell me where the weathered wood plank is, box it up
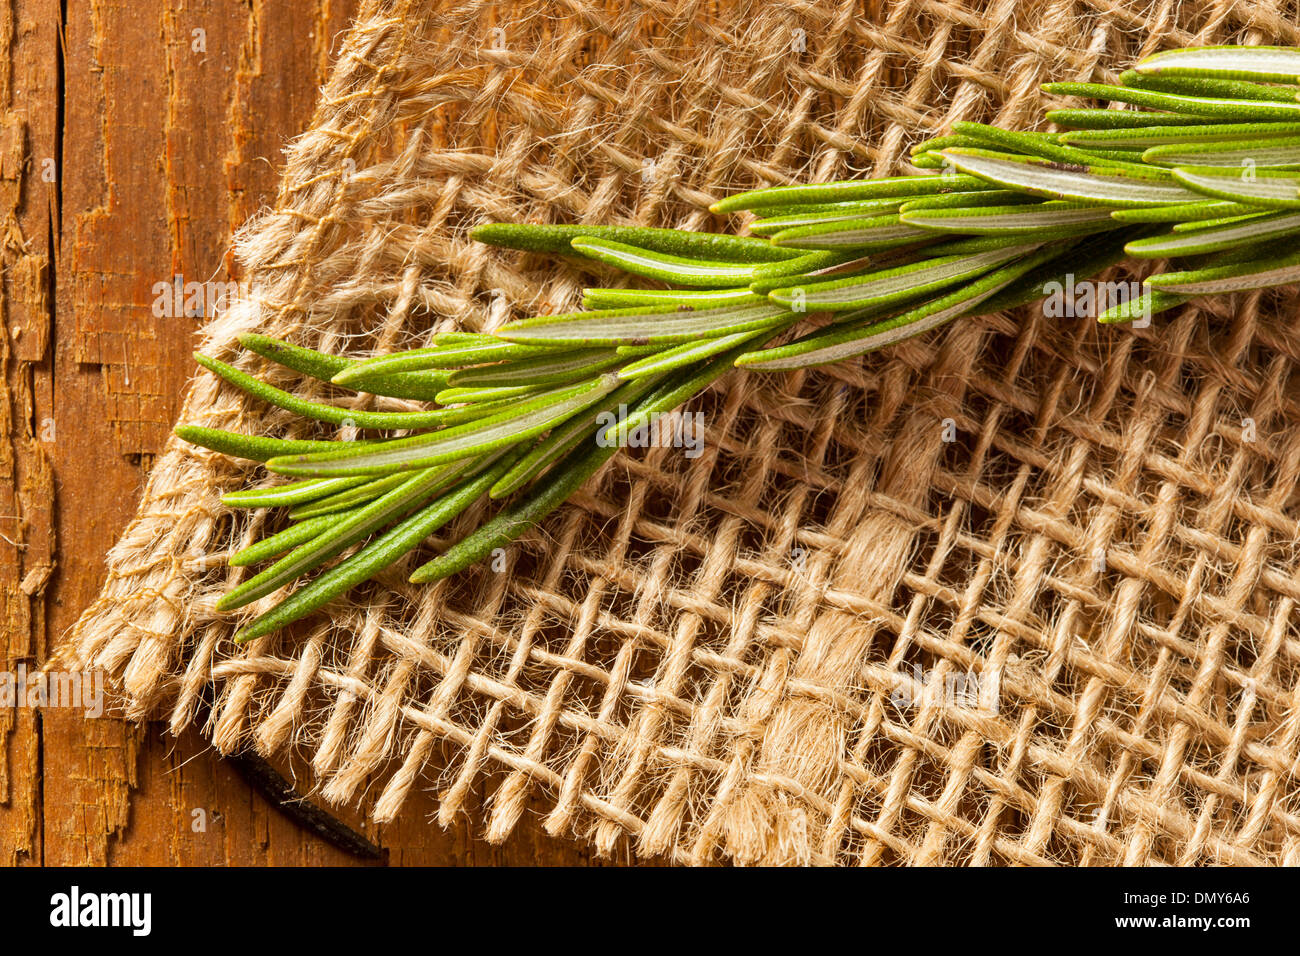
[0,0,60,868]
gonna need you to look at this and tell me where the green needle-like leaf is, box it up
[897,189,1037,212]
[407,440,619,586]
[1042,82,1300,122]
[708,173,990,213]
[494,300,794,346]
[1143,137,1300,168]
[599,339,755,450]
[1124,210,1300,257]
[909,133,1007,155]
[1169,165,1300,208]
[938,148,1203,206]
[1045,109,1215,130]
[1108,199,1255,222]
[950,121,1153,170]
[175,425,372,462]
[218,459,476,611]
[737,246,1058,369]
[1134,45,1300,85]
[615,318,798,379]
[746,197,909,234]
[899,201,1116,233]
[768,214,932,250]
[238,334,354,382]
[445,348,624,389]
[1144,247,1300,294]
[287,472,410,519]
[331,340,556,387]
[581,288,761,309]
[489,375,664,499]
[1170,212,1263,231]
[340,369,454,401]
[765,243,1038,311]
[1119,69,1300,104]
[470,222,798,261]
[228,513,345,567]
[221,475,370,509]
[265,376,622,477]
[226,515,353,567]
[195,353,473,430]
[567,237,772,287]
[1096,287,1191,324]
[1059,121,1300,149]
[749,249,861,278]
[233,452,524,643]
[434,383,548,404]
[740,198,910,217]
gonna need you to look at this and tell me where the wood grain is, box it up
[1,0,606,867]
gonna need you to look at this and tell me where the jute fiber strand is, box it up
[60,0,1300,865]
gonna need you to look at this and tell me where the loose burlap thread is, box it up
[60,0,1300,865]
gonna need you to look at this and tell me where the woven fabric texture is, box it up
[62,0,1300,865]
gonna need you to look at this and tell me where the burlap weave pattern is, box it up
[61,0,1300,865]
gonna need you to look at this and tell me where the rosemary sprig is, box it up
[177,43,1300,641]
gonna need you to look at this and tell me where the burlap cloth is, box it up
[59,0,1300,865]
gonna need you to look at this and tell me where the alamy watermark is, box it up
[891,662,999,715]
[0,663,105,718]
[595,406,705,458]
[152,273,244,319]
[1041,273,1150,328]
[50,886,151,936]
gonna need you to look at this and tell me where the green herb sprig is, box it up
[179,45,1300,641]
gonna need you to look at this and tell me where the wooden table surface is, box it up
[0,0,608,866]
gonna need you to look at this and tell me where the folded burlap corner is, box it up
[59,0,1300,865]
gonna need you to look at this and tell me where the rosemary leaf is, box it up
[765,243,1039,311]
[265,376,623,477]
[1124,210,1300,257]
[938,148,1203,206]
[1134,46,1300,85]
[1169,165,1300,208]
[494,301,794,346]
[1144,247,1300,293]
[233,451,524,643]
